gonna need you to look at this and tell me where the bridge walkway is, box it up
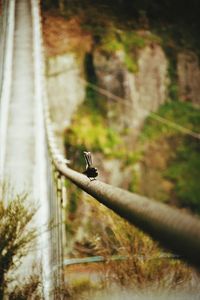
[4,0,35,193]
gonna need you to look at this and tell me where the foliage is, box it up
[101,30,146,52]
[65,105,121,160]
[165,47,179,101]
[8,273,42,300]
[140,101,200,141]
[165,138,200,212]
[67,198,196,298]
[100,30,159,73]
[0,189,38,298]
[139,101,200,213]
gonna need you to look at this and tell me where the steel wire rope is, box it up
[43,90,200,271]
[40,19,70,295]
[42,87,200,270]
[44,81,200,268]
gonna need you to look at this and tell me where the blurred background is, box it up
[42,1,200,298]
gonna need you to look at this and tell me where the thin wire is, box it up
[46,66,200,139]
[80,78,200,140]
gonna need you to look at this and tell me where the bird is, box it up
[83,151,98,180]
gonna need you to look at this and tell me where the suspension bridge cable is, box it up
[44,76,200,271]
[80,78,200,140]
[50,157,200,271]
[44,60,200,272]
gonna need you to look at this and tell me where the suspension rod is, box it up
[54,160,200,270]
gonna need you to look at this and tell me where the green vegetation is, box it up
[165,138,200,212]
[65,50,123,163]
[100,29,161,73]
[139,101,200,213]
[65,107,121,157]
[140,101,200,141]
[100,30,148,72]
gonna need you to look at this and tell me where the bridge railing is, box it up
[44,92,68,292]
[40,29,200,280]
[0,0,15,177]
[0,0,8,98]
[48,152,200,271]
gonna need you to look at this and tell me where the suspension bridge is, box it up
[0,0,200,299]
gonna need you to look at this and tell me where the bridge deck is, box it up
[4,0,36,193]
[0,1,51,297]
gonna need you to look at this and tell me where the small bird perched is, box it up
[83,151,98,180]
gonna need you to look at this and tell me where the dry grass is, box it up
[8,273,42,300]
[65,196,200,299]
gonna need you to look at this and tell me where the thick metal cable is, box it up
[50,159,200,271]
[43,53,200,271]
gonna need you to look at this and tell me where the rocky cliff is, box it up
[93,43,168,136]
[44,19,200,138]
[45,36,169,140]
[44,11,200,195]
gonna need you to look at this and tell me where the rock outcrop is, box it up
[94,44,168,138]
[46,53,85,129]
[46,53,85,150]
[177,51,200,106]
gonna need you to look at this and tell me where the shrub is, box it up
[8,272,42,300]
[0,188,37,298]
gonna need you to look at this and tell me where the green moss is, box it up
[121,31,146,50]
[124,53,138,72]
[101,32,123,52]
[100,30,152,73]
